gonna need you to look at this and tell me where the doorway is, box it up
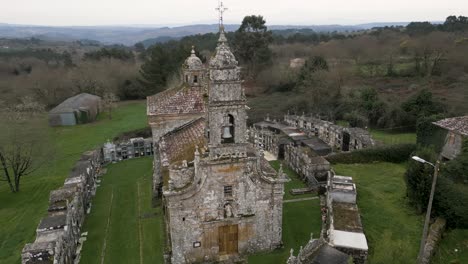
[219,224,238,255]
[342,132,350,151]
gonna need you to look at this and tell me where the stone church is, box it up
[147,26,288,263]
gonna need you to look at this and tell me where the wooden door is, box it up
[218,224,238,255]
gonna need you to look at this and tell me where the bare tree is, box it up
[0,97,53,192]
[102,92,119,120]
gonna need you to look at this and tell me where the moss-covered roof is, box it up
[147,84,206,116]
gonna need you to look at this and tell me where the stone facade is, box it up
[21,150,101,264]
[284,114,374,151]
[148,28,287,263]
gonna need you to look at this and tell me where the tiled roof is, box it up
[433,116,468,136]
[147,86,206,116]
[160,118,206,165]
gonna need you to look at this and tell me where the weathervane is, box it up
[216,0,228,30]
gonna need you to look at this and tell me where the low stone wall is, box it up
[334,246,368,264]
[284,144,330,184]
[21,149,102,264]
[421,217,447,264]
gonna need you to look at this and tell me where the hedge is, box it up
[434,177,468,228]
[405,147,468,228]
[327,143,417,164]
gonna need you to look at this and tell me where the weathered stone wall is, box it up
[150,116,203,203]
[250,127,280,157]
[168,165,195,190]
[21,150,102,264]
[284,114,374,151]
[421,217,447,264]
[324,172,368,263]
[441,132,463,160]
[284,144,330,184]
[165,154,286,264]
[102,137,153,163]
[334,246,368,264]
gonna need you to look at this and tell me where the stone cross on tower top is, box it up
[216,1,228,31]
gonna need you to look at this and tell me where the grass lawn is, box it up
[248,199,322,264]
[248,160,321,263]
[333,162,423,264]
[370,130,416,145]
[80,157,164,264]
[432,228,468,264]
[0,101,147,264]
[269,160,314,200]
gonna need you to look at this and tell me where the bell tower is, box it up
[207,3,247,158]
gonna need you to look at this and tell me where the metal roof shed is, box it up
[48,93,102,126]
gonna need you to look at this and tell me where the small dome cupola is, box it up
[184,46,203,70]
[183,46,204,86]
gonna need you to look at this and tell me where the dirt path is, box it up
[137,181,143,264]
[100,187,114,264]
[283,196,318,203]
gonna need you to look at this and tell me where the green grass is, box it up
[248,160,321,263]
[269,160,314,200]
[333,162,423,264]
[370,130,416,145]
[248,199,322,264]
[80,157,164,264]
[0,101,147,264]
[432,228,468,264]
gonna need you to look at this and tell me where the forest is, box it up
[0,15,467,131]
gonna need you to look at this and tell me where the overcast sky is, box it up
[1,0,467,26]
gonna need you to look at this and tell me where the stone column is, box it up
[152,142,163,207]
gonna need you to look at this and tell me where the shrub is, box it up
[416,114,447,152]
[433,177,468,228]
[327,143,416,164]
[404,147,438,213]
[405,147,468,228]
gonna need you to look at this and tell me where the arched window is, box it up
[193,75,198,83]
[221,114,235,144]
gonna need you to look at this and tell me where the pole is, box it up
[416,160,440,263]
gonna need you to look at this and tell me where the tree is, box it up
[139,45,175,94]
[357,87,387,127]
[233,15,273,76]
[0,97,53,192]
[402,89,446,122]
[84,47,134,61]
[102,92,119,120]
[406,22,435,36]
[442,15,468,32]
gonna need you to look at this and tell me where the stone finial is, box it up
[290,248,294,257]
[218,25,228,43]
[168,180,174,191]
[310,232,314,240]
[195,145,200,156]
[191,45,196,55]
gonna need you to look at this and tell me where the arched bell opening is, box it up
[221,114,235,144]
